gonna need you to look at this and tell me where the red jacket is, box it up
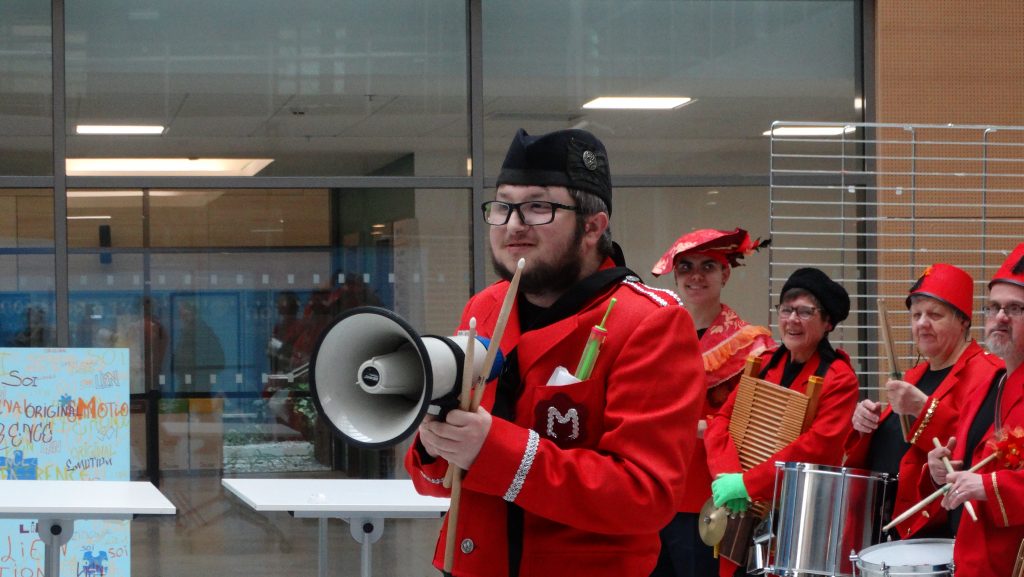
[705,345,860,502]
[405,263,705,577]
[843,340,1003,538]
[705,345,859,577]
[937,364,1024,577]
[679,305,774,513]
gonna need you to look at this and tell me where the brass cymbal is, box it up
[698,497,728,546]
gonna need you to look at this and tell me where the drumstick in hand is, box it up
[442,318,478,489]
[932,437,977,522]
[442,318,476,571]
[884,451,997,531]
[471,257,524,410]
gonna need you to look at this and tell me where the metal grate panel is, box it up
[769,121,1024,392]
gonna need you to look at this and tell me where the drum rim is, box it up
[854,538,955,569]
[774,460,889,479]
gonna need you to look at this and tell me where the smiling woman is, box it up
[704,266,860,576]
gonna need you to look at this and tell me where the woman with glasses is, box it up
[704,267,860,577]
[647,228,775,577]
[844,264,1004,541]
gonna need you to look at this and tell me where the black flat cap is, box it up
[496,128,612,214]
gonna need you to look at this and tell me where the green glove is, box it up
[711,473,750,509]
[725,497,749,514]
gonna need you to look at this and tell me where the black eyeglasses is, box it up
[983,302,1024,318]
[776,304,819,320]
[481,200,579,226]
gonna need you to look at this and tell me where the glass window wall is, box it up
[63,0,469,177]
[482,0,859,178]
[0,1,861,574]
[0,4,52,176]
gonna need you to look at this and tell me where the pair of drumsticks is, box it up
[442,258,524,573]
[877,299,979,528]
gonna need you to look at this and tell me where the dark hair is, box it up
[570,188,613,258]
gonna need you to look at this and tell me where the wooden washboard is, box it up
[718,354,823,566]
[728,355,821,471]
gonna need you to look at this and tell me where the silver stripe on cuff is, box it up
[503,429,539,502]
[420,471,445,485]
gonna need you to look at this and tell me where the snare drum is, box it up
[852,538,954,576]
[768,462,888,576]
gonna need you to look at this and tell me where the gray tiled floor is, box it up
[131,473,443,577]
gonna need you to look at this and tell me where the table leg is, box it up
[347,518,383,577]
[37,518,75,577]
[318,518,328,577]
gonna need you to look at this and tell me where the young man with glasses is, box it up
[704,267,860,576]
[406,128,706,577]
[925,243,1024,577]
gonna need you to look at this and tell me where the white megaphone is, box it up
[309,306,502,448]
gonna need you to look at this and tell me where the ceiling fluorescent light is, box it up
[67,215,112,220]
[66,158,274,176]
[582,97,692,110]
[68,190,143,198]
[763,126,856,137]
[76,125,165,135]
[68,190,187,198]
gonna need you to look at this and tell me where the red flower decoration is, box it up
[986,426,1024,470]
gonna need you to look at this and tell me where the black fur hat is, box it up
[781,267,850,325]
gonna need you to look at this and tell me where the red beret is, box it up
[651,227,768,277]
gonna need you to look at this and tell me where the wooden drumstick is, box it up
[932,437,978,522]
[877,299,913,441]
[471,257,525,410]
[442,318,477,570]
[883,451,998,531]
[441,258,525,488]
[443,470,465,574]
[442,318,477,489]
[442,257,524,571]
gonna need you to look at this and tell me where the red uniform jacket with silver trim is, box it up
[843,340,1003,538]
[405,260,705,577]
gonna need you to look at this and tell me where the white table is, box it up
[0,481,176,577]
[222,478,449,577]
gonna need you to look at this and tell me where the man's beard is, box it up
[986,324,1014,359]
[492,225,584,297]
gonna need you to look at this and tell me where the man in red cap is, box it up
[649,228,774,577]
[406,128,705,577]
[844,263,1003,541]
[925,243,1024,577]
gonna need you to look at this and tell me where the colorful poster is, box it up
[0,348,130,577]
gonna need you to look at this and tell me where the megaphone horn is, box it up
[309,306,502,449]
